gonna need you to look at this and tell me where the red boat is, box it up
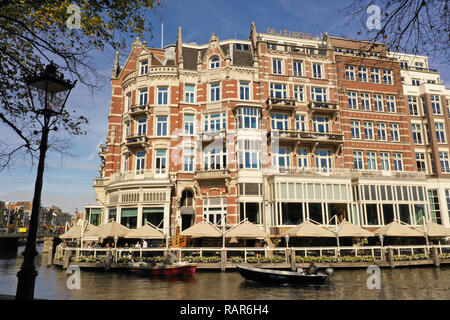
[129,262,197,276]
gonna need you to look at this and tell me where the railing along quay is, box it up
[52,244,450,271]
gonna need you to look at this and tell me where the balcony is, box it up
[268,130,344,145]
[93,178,106,187]
[270,167,351,178]
[308,101,339,115]
[195,169,230,180]
[125,135,149,149]
[128,104,150,116]
[351,170,426,181]
[201,129,226,144]
[266,97,297,112]
[99,144,107,161]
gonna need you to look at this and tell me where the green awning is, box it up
[143,207,164,214]
[121,208,138,217]
[91,208,102,215]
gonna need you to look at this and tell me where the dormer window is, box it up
[210,57,220,69]
[140,60,148,75]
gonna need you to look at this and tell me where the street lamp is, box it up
[15,63,76,300]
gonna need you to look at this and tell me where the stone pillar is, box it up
[388,246,395,269]
[105,249,111,271]
[221,249,226,271]
[432,245,440,268]
[63,249,72,269]
[46,247,53,267]
[290,249,296,271]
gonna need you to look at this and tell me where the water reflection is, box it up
[0,246,450,300]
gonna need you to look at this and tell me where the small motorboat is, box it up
[129,262,197,276]
[236,265,334,285]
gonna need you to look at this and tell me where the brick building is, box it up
[92,23,450,238]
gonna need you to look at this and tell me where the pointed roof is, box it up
[83,220,131,239]
[180,220,223,238]
[283,221,335,238]
[225,221,268,239]
[416,221,450,237]
[125,223,165,239]
[331,220,375,238]
[374,221,425,237]
[59,224,96,239]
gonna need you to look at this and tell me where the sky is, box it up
[0,0,448,214]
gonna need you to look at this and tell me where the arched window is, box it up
[210,57,220,69]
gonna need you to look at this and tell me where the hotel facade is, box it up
[89,23,450,237]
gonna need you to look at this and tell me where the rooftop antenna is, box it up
[161,22,164,49]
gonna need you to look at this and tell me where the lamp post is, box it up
[285,234,289,248]
[15,63,76,300]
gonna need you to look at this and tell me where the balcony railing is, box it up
[268,130,344,144]
[195,169,230,180]
[93,178,106,186]
[271,167,351,177]
[125,135,149,148]
[128,104,150,116]
[351,170,426,180]
[400,66,439,73]
[308,101,339,113]
[266,97,297,111]
[201,129,226,142]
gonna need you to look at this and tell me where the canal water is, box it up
[1,245,449,300]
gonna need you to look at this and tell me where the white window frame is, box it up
[185,84,195,104]
[311,87,327,102]
[183,147,194,172]
[140,60,148,75]
[157,87,169,105]
[351,120,361,139]
[184,113,195,136]
[358,67,368,82]
[361,93,371,111]
[439,152,450,173]
[273,58,283,74]
[345,65,355,81]
[367,151,377,170]
[239,81,250,100]
[210,57,220,69]
[155,149,167,176]
[348,91,358,109]
[386,95,396,113]
[270,83,287,99]
[293,60,303,76]
[293,85,304,102]
[393,153,403,171]
[390,123,400,142]
[374,94,384,112]
[312,63,323,79]
[380,152,390,171]
[364,121,374,140]
[435,123,447,143]
[377,122,387,141]
[353,150,364,170]
[156,116,168,137]
[210,82,221,102]
[371,68,380,83]
[139,88,148,106]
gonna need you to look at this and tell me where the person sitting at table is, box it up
[306,262,318,275]
[142,239,148,248]
[135,241,141,248]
